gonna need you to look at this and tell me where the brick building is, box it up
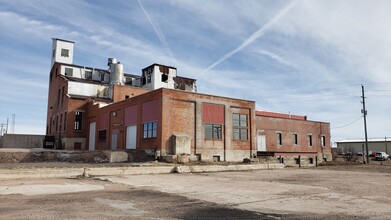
[255,111,331,166]
[46,38,331,163]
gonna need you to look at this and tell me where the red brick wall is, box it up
[255,115,331,154]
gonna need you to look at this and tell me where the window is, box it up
[74,111,83,130]
[61,49,69,57]
[146,73,151,83]
[98,130,107,142]
[309,157,314,164]
[100,73,105,82]
[293,134,298,145]
[125,95,129,99]
[143,122,157,138]
[277,132,282,145]
[308,135,312,147]
[52,49,56,58]
[85,70,92,80]
[65,68,73,77]
[321,135,326,147]
[205,124,222,140]
[125,77,132,85]
[233,113,248,140]
[161,74,168,82]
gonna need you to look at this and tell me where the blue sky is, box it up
[0,0,390,143]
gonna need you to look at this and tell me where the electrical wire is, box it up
[331,116,363,130]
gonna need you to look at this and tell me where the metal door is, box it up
[257,135,266,151]
[126,125,137,149]
[111,133,117,150]
[89,122,96,151]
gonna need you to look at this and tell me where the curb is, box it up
[0,163,284,179]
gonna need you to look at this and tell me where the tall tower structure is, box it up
[51,38,74,68]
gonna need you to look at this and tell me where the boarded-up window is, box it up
[142,100,159,122]
[125,105,138,126]
[202,103,224,124]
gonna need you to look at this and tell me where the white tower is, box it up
[51,38,74,68]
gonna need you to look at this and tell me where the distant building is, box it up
[335,138,390,155]
[46,38,332,163]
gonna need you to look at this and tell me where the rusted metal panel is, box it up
[142,99,159,122]
[202,103,225,124]
[97,112,109,130]
[124,105,138,126]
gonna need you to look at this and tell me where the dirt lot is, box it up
[0,164,390,219]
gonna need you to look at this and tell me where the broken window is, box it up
[161,74,168,82]
[61,49,69,57]
[293,134,298,145]
[64,67,73,77]
[276,132,282,145]
[98,130,107,142]
[74,111,83,130]
[125,77,132,85]
[146,73,151,84]
[143,121,157,138]
[233,114,248,140]
[321,135,326,147]
[205,124,222,140]
[308,135,312,147]
[85,70,92,80]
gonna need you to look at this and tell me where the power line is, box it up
[331,116,362,129]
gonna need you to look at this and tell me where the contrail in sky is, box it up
[137,0,176,63]
[202,0,298,74]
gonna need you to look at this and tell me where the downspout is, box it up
[223,105,226,162]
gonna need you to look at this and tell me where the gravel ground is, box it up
[1,163,390,219]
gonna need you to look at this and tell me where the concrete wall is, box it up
[0,134,44,149]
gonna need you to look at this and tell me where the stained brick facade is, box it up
[255,111,332,164]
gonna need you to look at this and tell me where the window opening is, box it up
[98,130,107,142]
[293,134,298,145]
[276,132,282,145]
[61,49,69,57]
[205,124,222,140]
[65,68,73,77]
[233,113,248,140]
[143,122,157,138]
[308,135,312,147]
[74,111,83,130]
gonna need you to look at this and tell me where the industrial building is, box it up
[335,138,390,155]
[46,38,332,163]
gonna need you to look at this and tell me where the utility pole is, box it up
[361,85,369,163]
[386,137,388,155]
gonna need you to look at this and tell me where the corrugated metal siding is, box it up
[124,105,138,126]
[97,112,109,130]
[142,99,159,122]
[202,103,225,124]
